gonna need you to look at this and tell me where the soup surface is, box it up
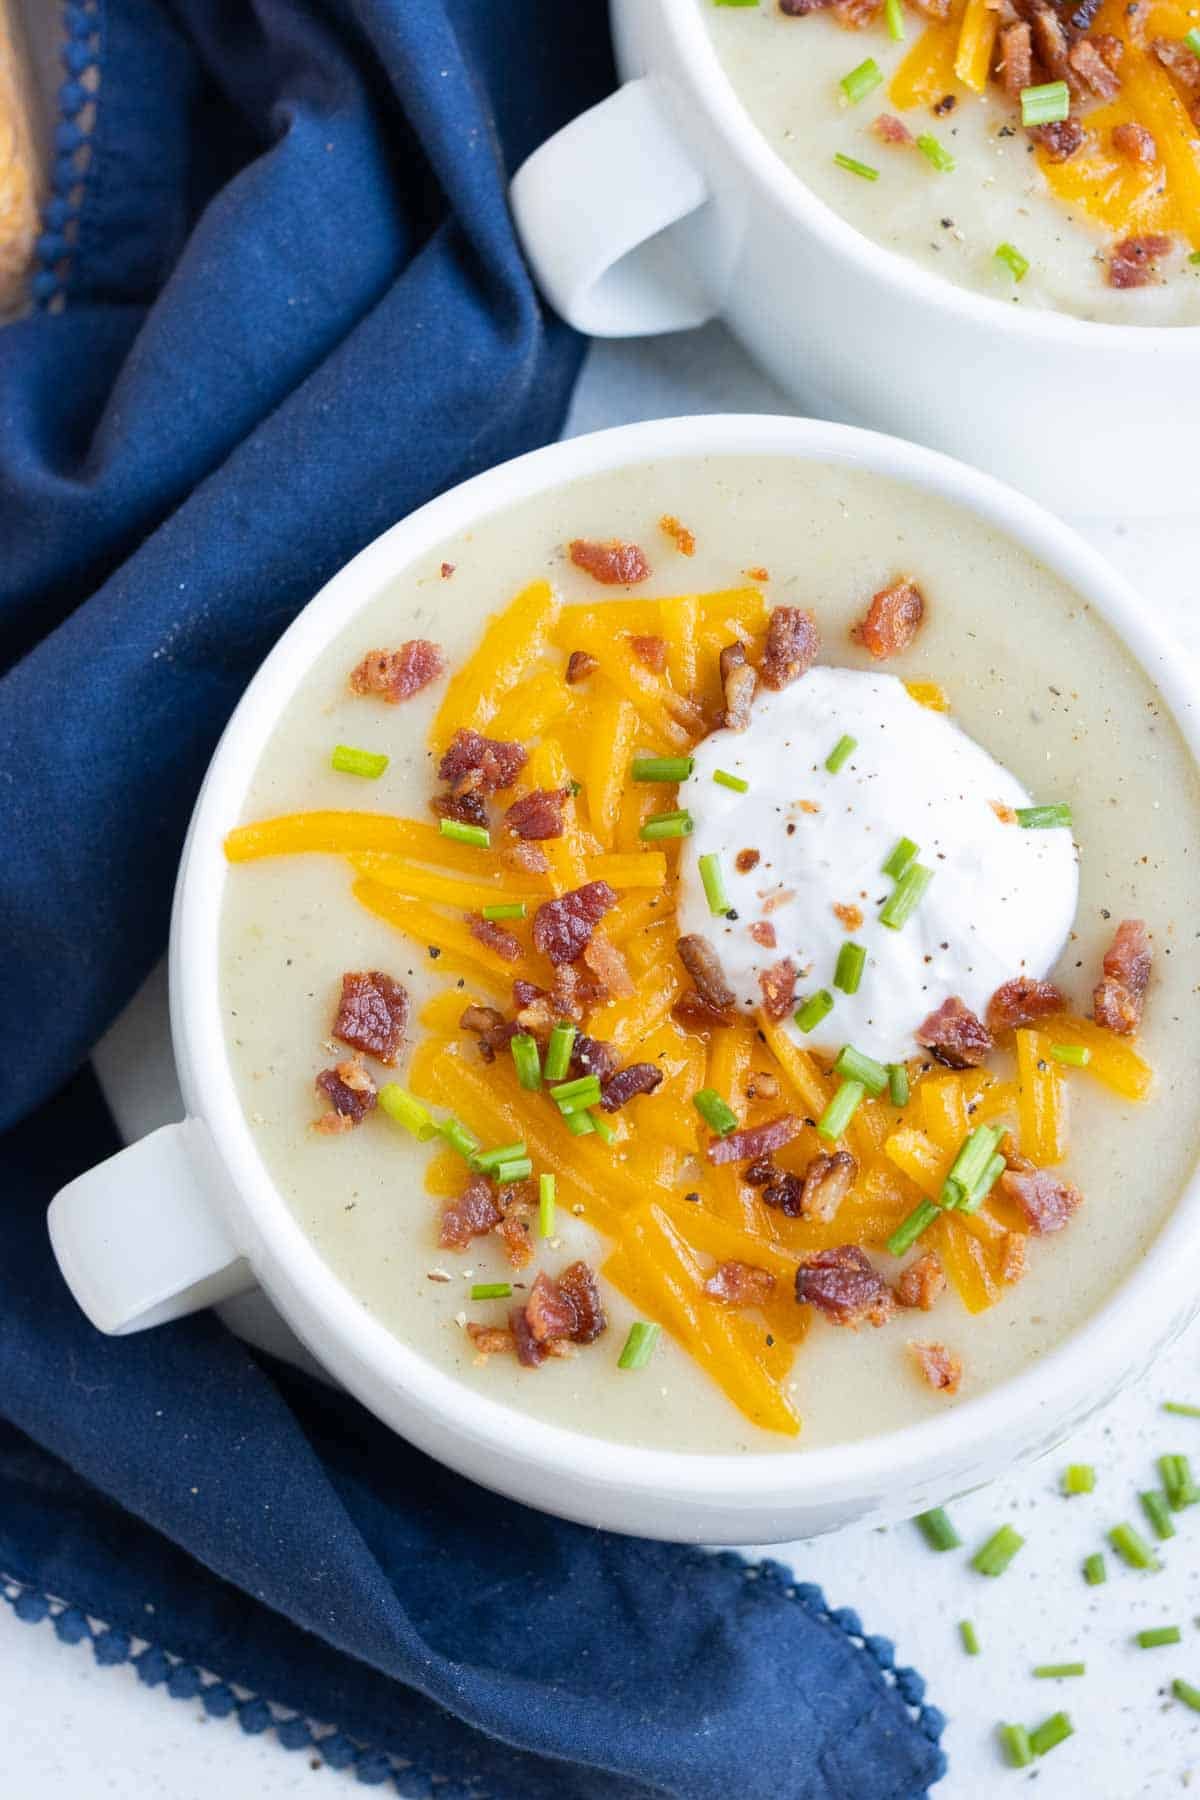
[220,453,1200,1453]
[700,0,1200,324]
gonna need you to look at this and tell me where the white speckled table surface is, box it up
[7,328,1200,1798]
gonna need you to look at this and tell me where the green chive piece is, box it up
[1021,80,1070,128]
[1083,1553,1107,1586]
[1109,1521,1161,1570]
[834,151,880,181]
[1028,1711,1073,1757]
[817,1078,865,1142]
[915,1507,961,1552]
[618,1321,661,1369]
[538,1172,556,1237]
[960,1150,1007,1216]
[481,901,526,921]
[942,1125,1003,1209]
[886,1199,940,1258]
[888,1063,910,1107]
[995,241,1030,282]
[544,1022,576,1083]
[795,989,835,1034]
[1015,803,1072,830]
[713,768,749,793]
[640,810,693,841]
[694,1087,739,1136]
[1049,1042,1090,1067]
[377,1084,439,1140]
[833,1043,888,1096]
[884,0,906,39]
[959,1620,980,1656]
[699,851,733,917]
[470,1282,512,1301]
[1062,1463,1095,1496]
[564,1109,595,1137]
[510,1033,542,1091]
[972,1524,1025,1577]
[999,1724,1033,1769]
[1186,26,1200,54]
[1137,1625,1182,1649]
[470,1141,526,1173]
[840,58,883,105]
[1159,1453,1200,1508]
[1033,1663,1085,1679]
[1140,1490,1176,1541]
[632,756,694,783]
[439,818,490,849]
[1173,1678,1200,1712]
[882,835,919,879]
[549,1074,602,1107]
[589,1110,617,1146]
[880,862,934,929]
[825,733,858,773]
[916,133,955,172]
[330,744,389,779]
[1191,250,1200,265]
[494,1156,533,1183]
[714,0,759,7]
[833,942,867,996]
[1164,1402,1200,1418]
[439,1116,481,1160]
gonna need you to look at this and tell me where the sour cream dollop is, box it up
[677,667,1078,1064]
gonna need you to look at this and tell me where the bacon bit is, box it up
[744,1156,778,1187]
[704,1261,777,1307]
[795,1245,894,1328]
[707,1113,801,1166]
[999,21,1033,96]
[466,1323,515,1356]
[583,933,635,999]
[1000,1233,1027,1285]
[1092,31,1123,69]
[797,1150,858,1223]
[438,728,528,794]
[504,788,566,840]
[565,649,599,685]
[1112,121,1156,165]
[568,538,651,586]
[314,1058,377,1133]
[333,970,410,1065]
[599,1061,664,1112]
[459,1002,512,1063]
[431,788,490,828]
[1069,38,1120,99]
[629,633,668,674]
[569,1033,621,1082]
[758,958,798,1022]
[872,113,914,146]
[910,1341,962,1395]
[744,565,770,582]
[659,514,696,556]
[719,640,758,732]
[510,1305,548,1368]
[349,640,445,703]
[1030,5,1069,78]
[468,913,523,963]
[1093,917,1151,1035]
[778,0,835,13]
[735,849,760,874]
[525,1262,607,1347]
[760,606,819,690]
[761,1170,803,1216]
[1033,118,1085,163]
[915,996,992,1069]
[548,963,583,1021]
[989,799,1017,825]
[745,1070,780,1101]
[833,902,864,933]
[1154,38,1200,126]
[506,840,549,874]
[439,1175,502,1249]
[985,976,1067,1034]
[511,986,555,1038]
[1109,233,1173,289]
[672,990,735,1032]
[677,933,737,1010]
[497,1191,534,1269]
[749,920,777,949]
[440,562,455,579]
[760,887,797,916]
[854,578,925,660]
[896,1251,946,1312]
[999,1132,1035,1177]
[999,1167,1083,1235]
[532,881,618,965]
[834,0,881,23]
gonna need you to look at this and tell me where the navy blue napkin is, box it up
[0,3,945,1794]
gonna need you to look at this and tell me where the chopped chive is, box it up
[439,818,490,848]
[713,0,759,7]
[470,1282,512,1301]
[834,151,880,181]
[331,744,389,779]
[1140,1490,1176,1540]
[888,1063,910,1107]
[377,1084,440,1140]
[439,1116,481,1160]
[1049,1042,1090,1067]
[538,1172,556,1237]
[549,1074,602,1107]
[1015,803,1072,830]
[553,1090,598,1116]
[1164,1402,1200,1418]
[833,1043,888,1096]
[1186,26,1200,54]
[1021,80,1070,128]
[632,756,694,783]
[1173,1678,1200,1712]
[840,58,883,105]
[916,133,955,173]
[795,989,834,1033]
[510,1032,542,1091]
[884,0,905,38]
[481,901,526,921]
[470,1141,527,1173]
[1109,1521,1161,1570]
[833,941,867,996]
[640,809,693,841]
[589,1110,617,1146]
[998,1724,1033,1769]
[563,1109,595,1137]
[1033,1663,1085,1679]
[915,1507,961,1551]
[959,1150,1006,1216]
[618,1321,660,1369]
[882,835,919,880]
[825,733,858,773]
[494,1156,533,1183]
[1191,251,1200,266]
[886,1199,940,1257]
[880,862,934,929]
[1137,1625,1182,1649]
[1061,1463,1095,1496]
[713,768,749,793]
[1160,1453,1200,1508]
[694,1087,739,1136]
[1083,1552,1107,1586]
[544,1022,576,1082]
[971,1524,1025,1577]
[959,1620,980,1656]
[995,241,1030,282]
[699,851,733,917]
[817,1078,865,1142]
[1028,1711,1073,1757]
[942,1125,1003,1208]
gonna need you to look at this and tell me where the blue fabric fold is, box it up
[0,3,945,1793]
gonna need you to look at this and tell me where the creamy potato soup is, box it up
[220,455,1200,1454]
[700,0,1200,324]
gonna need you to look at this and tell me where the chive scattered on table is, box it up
[699,851,733,917]
[640,809,693,841]
[538,1172,556,1237]
[795,989,835,1033]
[470,1282,511,1301]
[881,835,919,879]
[481,901,526,921]
[1021,80,1070,128]
[914,1506,961,1552]
[330,744,389,779]
[713,768,749,793]
[880,862,934,929]
[510,1032,542,1091]
[998,1723,1033,1768]
[994,241,1030,283]
[1033,1662,1085,1679]
[618,1321,661,1370]
[1136,1626,1182,1649]
[888,1063,910,1107]
[439,818,490,848]
[543,1022,576,1083]
[834,151,880,181]
[1082,1552,1107,1586]
[632,756,694,783]
[1015,802,1072,830]
[1028,1711,1073,1757]
[1109,1521,1161,1571]
[825,732,858,773]
[833,1043,888,1096]
[817,1078,865,1142]
[1061,1463,1095,1496]
[1140,1489,1176,1541]
[833,941,867,996]
[840,58,883,105]
[971,1524,1025,1577]
[693,1087,739,1136]
[959,1620,980,1656]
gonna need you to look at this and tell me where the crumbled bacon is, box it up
[855,578,925,660]
[440,562,455,579]
[704,1261,777,1307]
[999,21,1033,96]
[459,1002,514,1063]
[439,1176,502,1249]
[745,566,770,583]
[759,606,819,690]
[349,640,445,703]
[761,1170,803,1216]
[796,1150,857,1223]
[1112,121,1156,165]
[467,913,522,963]
[745,1070,780,1102]
[438,728,528,794]
[872,113,913,146]
[1000,1233,1027,1285]
[532,881,617,965]
[707,1114,801,1166]
[833,902,863,932]
[333,970,410,1065]
[1154,38,1200,126]
[583,933,634,998]
[1093,917,1150,1034]
[497,1190,534,1269]
[599,1061,663,1112]
[466,1323,515,1356]
[510,1305,548,1368]
[511,984,557,1037]
[915,996,992,1069]
[677,934,737,1011]
[998,1167,1083,1235]
[504,788,566,840]
[672,990,735,1032]
[1033,119,1085,163]
[749,921,777,949]
[735,849,760,875]
[431,788,490,828]
[1068,38,1120,99]
[630,633,668,673]
[1092,31,1123,68]
[778,0,835,13]
[760,887,796,915]
[1030,5,1069,78]
[910,1341,962,1395]
[568,538,651,586]
[896,1251,946,1311]
[660,514,696,556]
[758,958,798,1022]
[565,650,598,685]
[314,1058,377,1133]
[719,641,758,732]
[1110,232,1174,288]
[985,976,1066,1034]
[745,1156,778,1187]
[569,1033,621,1082]
[506,841,549,874]
[525,1262,607,1345]
[795,1245,894,1328]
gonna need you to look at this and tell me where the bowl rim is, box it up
[175,411,1200,1510]
[642,0,1200,352]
